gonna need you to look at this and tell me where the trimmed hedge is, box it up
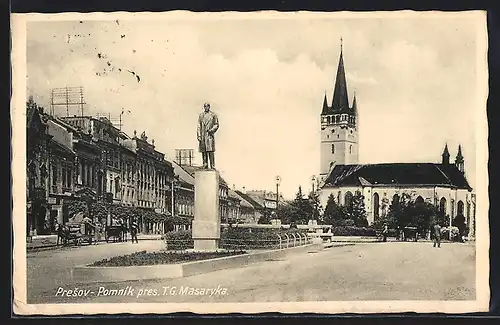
[162,230,193,250]
[163,227,308,251]
[331,226,376,237]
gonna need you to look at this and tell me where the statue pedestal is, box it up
[192,170,220,251]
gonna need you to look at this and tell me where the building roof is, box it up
[323,163,472,191]
[234,190,265,209]
[228,189,252,207]
[49,138,75,155]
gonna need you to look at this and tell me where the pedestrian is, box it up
[130,219,139,244]
[94,220,102,244]
[382,224,388,242]
[433,222,442,248]
[56,222,63,246]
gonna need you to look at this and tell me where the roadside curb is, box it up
[27,237,162,252]
[71,244,315,284]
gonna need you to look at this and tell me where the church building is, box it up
[318,40,475,238]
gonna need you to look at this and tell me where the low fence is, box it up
[221,232,311,250]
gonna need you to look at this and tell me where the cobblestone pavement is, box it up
[27,241,475,304]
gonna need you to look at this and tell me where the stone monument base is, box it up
[193,239,220,251]
[192,170,221,252]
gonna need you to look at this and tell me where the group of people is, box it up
[378,222,460,248]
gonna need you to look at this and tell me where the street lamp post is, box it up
[275,176,281,218]
[311,175,317,221]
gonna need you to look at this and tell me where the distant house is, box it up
[234,190,265,223]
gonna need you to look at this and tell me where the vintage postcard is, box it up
[11,10,489,315]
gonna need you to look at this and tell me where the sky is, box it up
[26,13,483,199]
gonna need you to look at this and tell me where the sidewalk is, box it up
[26,233,163,251]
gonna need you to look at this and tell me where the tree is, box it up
[323,193,347,226]
[453,213,466,237]
[346,191,368,227]
[388,191,439,234]
[257,210,272,224]
[276,200,297,224]
[307,190,323,223]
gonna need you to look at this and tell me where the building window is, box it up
[373,193,380,220]
[457,200,464,216]
[439,197,447,218]
[331,144,335,154]
[349,145,352,154]
[53,163,59,186]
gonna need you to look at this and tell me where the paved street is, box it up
[26,240,164,303]
[27,241,475,304]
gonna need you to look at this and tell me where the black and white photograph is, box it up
[11,11,489,315]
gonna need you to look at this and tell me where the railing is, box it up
[163,232,312,251]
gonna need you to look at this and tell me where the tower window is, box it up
[350,130,353,134]
[331,129,335,133]
[331,144,335,154]
[349,145,352,154]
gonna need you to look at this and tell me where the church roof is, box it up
[323,163,472,191]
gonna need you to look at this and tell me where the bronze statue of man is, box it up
[197,102,219,169]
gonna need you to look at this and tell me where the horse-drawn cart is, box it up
[57,222,94,246]
[105,225,126,243]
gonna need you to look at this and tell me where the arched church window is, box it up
[331,144,335,154]
[439,197,447,218]
[392,194,400,209]
[415,196,424,205]
[373,193,380,220]
[457,200,464,216]
[344,191,353,207]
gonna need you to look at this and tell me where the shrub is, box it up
[331,226,376,237]
[162,230,193,250]
[441,226,461,241]
[89,250,246,267]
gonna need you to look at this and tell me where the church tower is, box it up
[320,39,359,180]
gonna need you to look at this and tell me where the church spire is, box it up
[442,143,450,165]
[351,90,357,115]
[455,144,465,173]
[331,37,349,113]
[321,91,329,115]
